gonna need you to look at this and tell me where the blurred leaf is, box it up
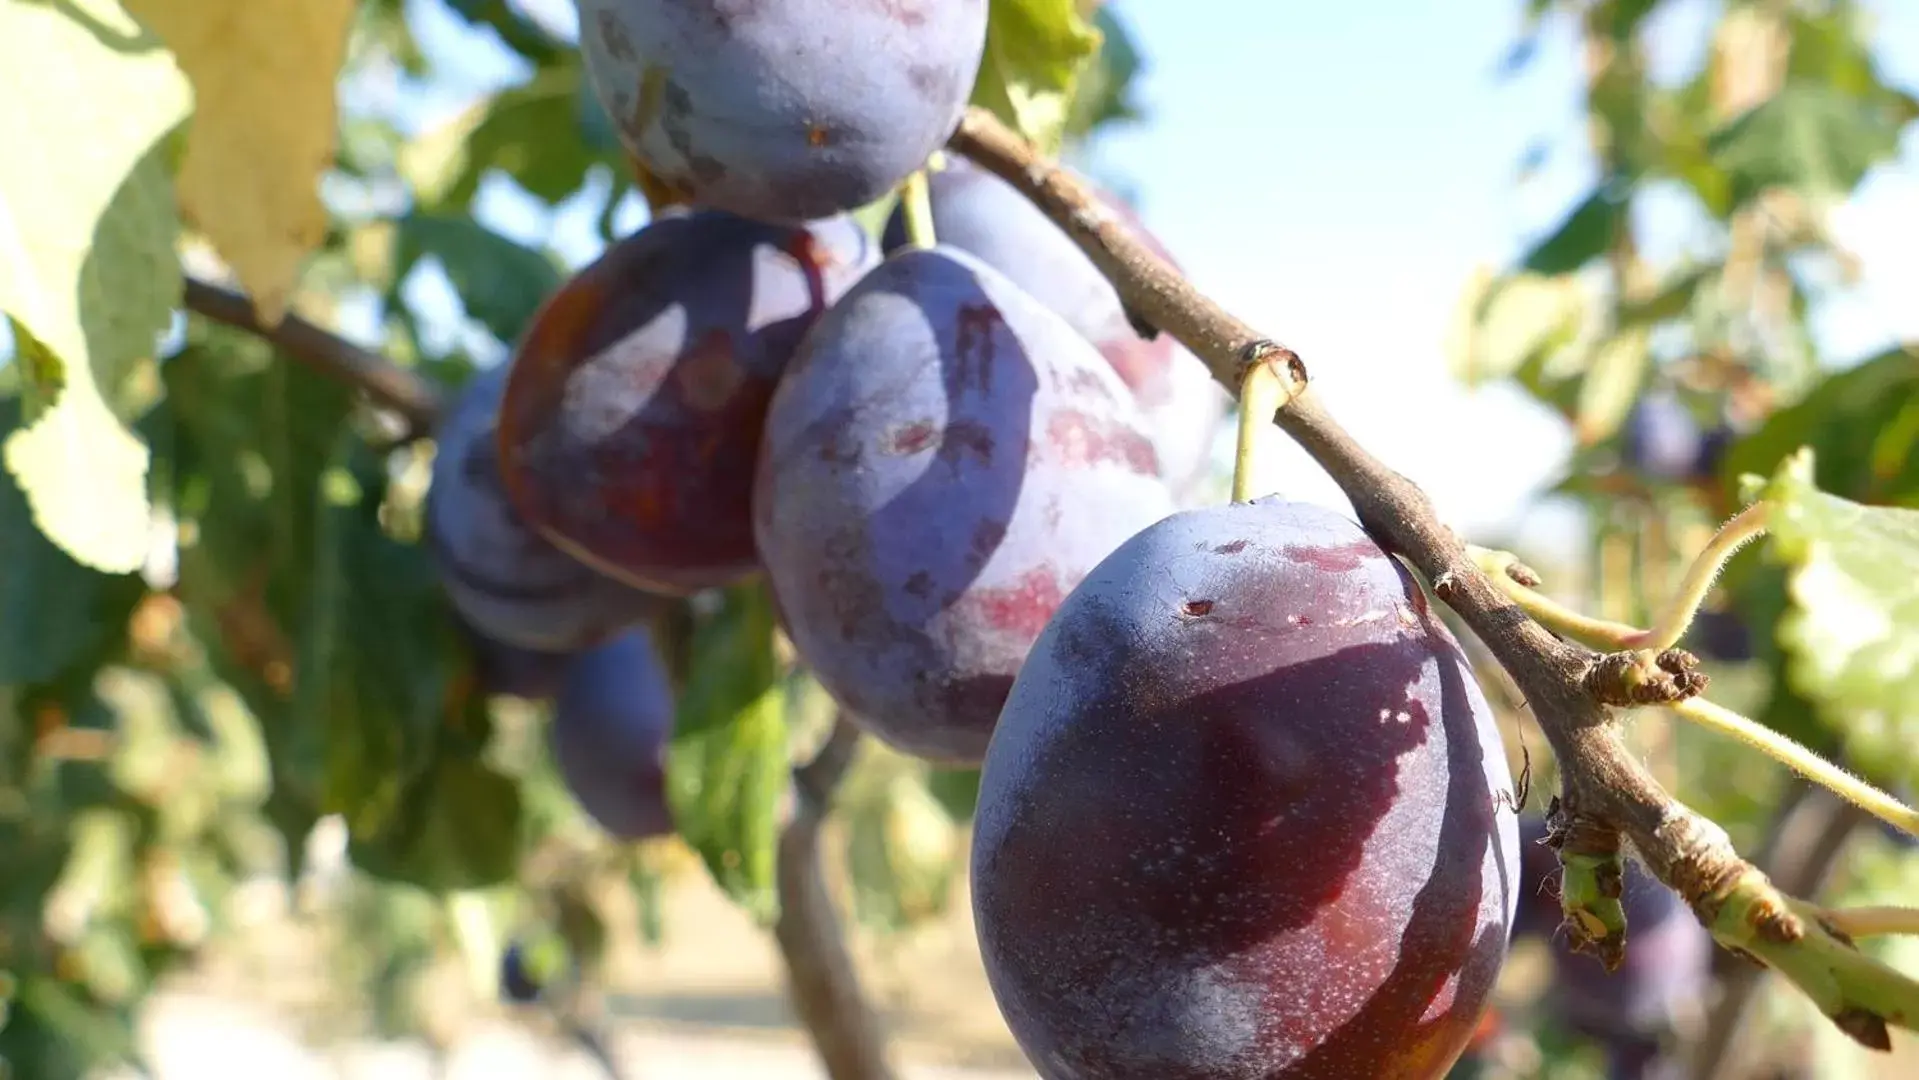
[1065,5,1145,140]
[927,765,983,821]
[443,0,567,68]
[1448,270,1587,387]
[1573,325,1651,445]
[666,583,788,921]
[844,769,960,933]
[0,400,145,687]
[1521,185,1627,275]
[158,332,353,842]
[972,0,1104,156]
[1708,80,1903,207]
[392,212,562,344]
[0,975,142,1079]
[1762,450,1919,791]
[406,66,616,210]
[1622,263,1714,326]
[124,0,353,325]
[0,0,191,574]
[349,756,523,892]
[1722,346,1919,506]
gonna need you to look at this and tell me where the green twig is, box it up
[1636,503,1770,652]
[1468,545,1645,649]
[898,169,937,251]
[1820,906,1919,941]
[1230,350,1299,503]
[1674,697,1919,840]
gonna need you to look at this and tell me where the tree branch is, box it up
[774,716,897,1080]
[947,104,1746,926]
[182,276,446,431]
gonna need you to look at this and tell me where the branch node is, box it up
[1583,648,1710,706]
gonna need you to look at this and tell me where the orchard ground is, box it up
[115,824,1919,1079]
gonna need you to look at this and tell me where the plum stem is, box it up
[1671,696,1919,840]
[1230,354,1292,502]
[1819,906,1919,940]
[1636,503,1770,653]
[898,169,938,251]
[774,716,899,1080]
[182,276,445,433]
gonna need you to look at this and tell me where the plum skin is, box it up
[971,496,1521,1080]
[753,245,1178,764]
[577,0,988,223]
[496,209,876,596]
[425,362,662,654]
[885,158,1227,496]
[550,627,677,841]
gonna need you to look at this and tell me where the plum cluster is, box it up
[415,4,1526,1076]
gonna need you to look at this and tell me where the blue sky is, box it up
[378,0,1919,553]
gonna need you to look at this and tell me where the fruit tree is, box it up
[2,1,1917,1078]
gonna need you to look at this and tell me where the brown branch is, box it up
[774,716,897,1080]
[182,276,446,432]
[948,104,1748,920]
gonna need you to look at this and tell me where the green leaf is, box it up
[404,65,617,210]
[927,765,982,822]
[1761,450,1919,791]
[1708,80,1903,207]
[1622,263,1714,327]
[843,768,960,933]
[0,400,146,687]
[1064,5,1145,141]
[0,0,191,573]
[1521,185,1628,275]
[1573,325,1651,445]
[1447,270,1588,388]
[392,211,562,344]
[971,0,1104,156]
[1723,346,1919,506]
[666,583,789,921]
[347,756,523,892]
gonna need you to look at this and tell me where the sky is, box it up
[370,0,1919,556]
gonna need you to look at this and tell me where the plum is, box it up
[971,496,1521,1079]
[550,628,677,840]
[456,617,574,701]
[753,245,1177,764]
[886,157,1227,496]
[426,362,662,654]
[576,0,988,223]
[495,209,877,595]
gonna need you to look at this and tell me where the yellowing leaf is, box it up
[125,0,354,325]
[0,0,190,573]
[972,0,1104,155]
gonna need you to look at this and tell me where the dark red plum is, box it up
[886,157,1227,495]
[426,362,662,654]
[753,246,1177,764]
[496,210,877,595]
[577,0,988,223]
[971,497,1521,1080]
[550,628,677,841]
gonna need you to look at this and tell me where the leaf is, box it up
[1622,263,1714,326]
[1708,80,1903,207]
[392,212,562,344]
[927,766,983,821]
[1064,4,1145,141]
[971,0,1104,156]
[843,768,961,933]
[123,0,354,325]
[1724,346,1919,507]
[0,399,145,688]
[405,66,618,210]
[1521,184,1628,275]
[1761,450,1919,791]
[347,756,523,892]
[1446,270,1588,387]
[1573,324,1651,445]
[666,583,789,921]
[0,0,190,573]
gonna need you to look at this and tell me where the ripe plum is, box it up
[550,627,677,841]
[496,209,876,595]
[577,0,988,223]
[426,362,662,653]
[753,245,1177,763]
[887,157,1226,495]
[971,496,1521,1079]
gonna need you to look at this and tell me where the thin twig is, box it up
[774,717,897,1080]
[948,103,1747,923]
[181,276,446,431]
